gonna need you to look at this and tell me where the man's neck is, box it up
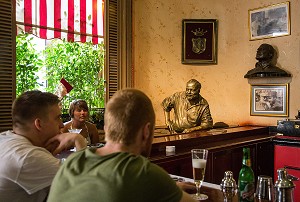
[257,60,271,69]
[188,96,201,106]
[13,127,43,147]
[96,141,141,156]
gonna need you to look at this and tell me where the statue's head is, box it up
[256,43,274,61]
[185,79,201,101]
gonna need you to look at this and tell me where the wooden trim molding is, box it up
[105,0,133,101]
[0,0,16,132]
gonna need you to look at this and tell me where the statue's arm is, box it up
[161,97,175,133]
[163,111,175,133]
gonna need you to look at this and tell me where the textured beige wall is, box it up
[132,0,300,127]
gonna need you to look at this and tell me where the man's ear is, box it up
[34,118,43,131]
[142,122,151,142]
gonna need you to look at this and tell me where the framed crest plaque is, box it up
[182,19,218,64]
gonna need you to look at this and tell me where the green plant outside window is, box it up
[16,34,105,115]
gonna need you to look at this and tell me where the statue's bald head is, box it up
[187,79,201,91]
[256,43,274,60]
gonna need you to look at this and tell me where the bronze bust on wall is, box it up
[244,43,291,78]
[161,79,213,134]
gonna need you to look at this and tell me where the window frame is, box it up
[104,0,133,101]
[0,0,16,132]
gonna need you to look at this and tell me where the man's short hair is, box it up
[69,99,89,118]
[12,90,60,127]
[104,88,155,145]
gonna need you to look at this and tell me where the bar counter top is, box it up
[150,125,272,157]
[150,125,274,184]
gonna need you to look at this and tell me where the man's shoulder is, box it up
[177,91,186,96]
[172,91,186,100]
[49,152,182,202]
[0,130,31,145]
[199,96,210,105]
[0,131,56,164]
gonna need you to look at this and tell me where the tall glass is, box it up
[191,149,208,200]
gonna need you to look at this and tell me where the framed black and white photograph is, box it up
[250,84,289,117]
[182,19,218,64]
[249,2,290,40]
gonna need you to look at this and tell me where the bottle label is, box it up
[239,181,255,202]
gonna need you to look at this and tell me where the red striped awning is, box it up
[16,0,104,44]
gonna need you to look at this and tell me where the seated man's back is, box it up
[48,148,183,202]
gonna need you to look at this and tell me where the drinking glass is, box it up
[67,129,82,152]
[68,128,82,134]
[191,149,209,200]
[256,175,274,201]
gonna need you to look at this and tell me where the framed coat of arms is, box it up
[182,19,218,64]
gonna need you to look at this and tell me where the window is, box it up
[0,0,133,132]
[16,0,105,110]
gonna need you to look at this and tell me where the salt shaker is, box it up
[220,171,237,202]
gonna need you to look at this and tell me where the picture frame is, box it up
[250,84,289,117]
[249,2,290,40]
[182,19,218,64]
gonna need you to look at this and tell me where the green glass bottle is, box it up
[238,147,255,202]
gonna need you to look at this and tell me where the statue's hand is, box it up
[183,128,193,133]
[166,120,175,134]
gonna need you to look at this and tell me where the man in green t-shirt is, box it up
[48,88,197,202]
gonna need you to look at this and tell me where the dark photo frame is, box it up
[249,2,290,40]
[182,19,218,64]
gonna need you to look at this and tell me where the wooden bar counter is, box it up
[150,126,275,185]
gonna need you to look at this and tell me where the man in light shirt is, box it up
[0,90,87,202]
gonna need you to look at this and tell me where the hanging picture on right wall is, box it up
[250,84,289,117]
[249,1,290,40]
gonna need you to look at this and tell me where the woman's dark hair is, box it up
[69,99,89,118]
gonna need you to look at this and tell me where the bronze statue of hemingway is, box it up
[161,79,213,134]
[244,43,290,78]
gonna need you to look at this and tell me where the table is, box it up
[171,174,229,202]
[170,175,270,202]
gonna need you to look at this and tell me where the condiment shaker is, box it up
[274,168,295,202]
[220,171,237,202]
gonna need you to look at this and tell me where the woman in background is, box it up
[62,99,99,145]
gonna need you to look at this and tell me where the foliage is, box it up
[16,34,105,113]
[44,39,105,112]
[16,34,43,97]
